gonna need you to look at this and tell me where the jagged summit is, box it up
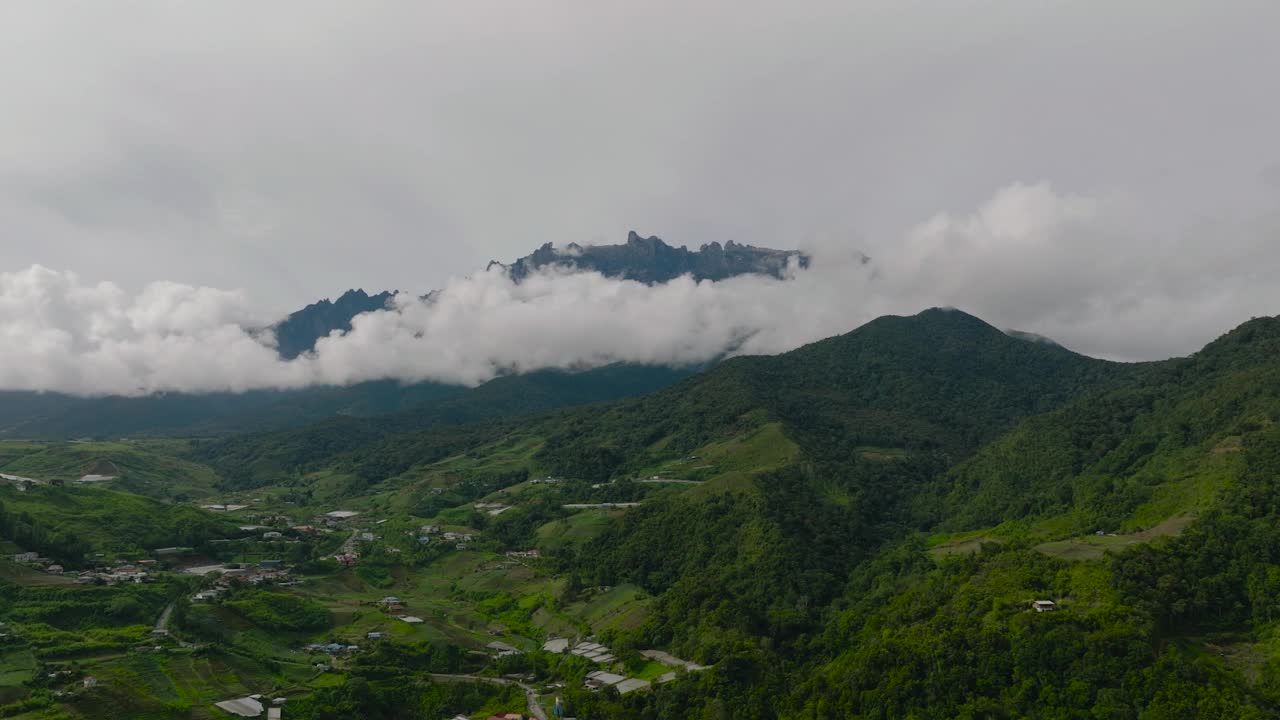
[502,231,808,284]
[276,233,808,359]
[273,288,395,359]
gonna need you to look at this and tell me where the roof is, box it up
[586,670,626,685]
[542,638,569,653]
[615,678,652,694]
[397,615,424,623]
[214,696,264,717]
[325,510,359,518]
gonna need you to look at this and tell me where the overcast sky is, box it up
[3,2,1280,393]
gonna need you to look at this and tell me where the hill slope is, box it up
[204,308,1132,492]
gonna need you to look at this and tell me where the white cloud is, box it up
[2,181,1278,396]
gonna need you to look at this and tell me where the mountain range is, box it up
[0,233,803,439]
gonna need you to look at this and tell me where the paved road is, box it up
[338,528,360,554]
[152,602,194,647]
[153,602,175,634]
[427,673,547,720]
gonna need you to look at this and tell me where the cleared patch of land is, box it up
[1034,515,1196,561]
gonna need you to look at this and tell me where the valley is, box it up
[2,309,1280,718]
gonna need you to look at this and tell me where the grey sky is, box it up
[2,2,1280,393]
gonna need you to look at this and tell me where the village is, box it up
[0,452,712,719]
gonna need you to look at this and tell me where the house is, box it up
[324,510,359,520]
[378,596,402,606]
[397,615,424,624]
[82,676,100,689]
[366,632,384,640]
[584,671,626,690]
[259,559,285,569]
[266,709,281,720]
[47,565,65,574]
[152,547,193,556]
[486,640,521,657]
[262,531,283,540]
[305,643,358,655]
[214,695,264,717]
[615,678,652,695]
[1031,600,1058,613]
[360,532,375,542]
[13,552,38,563]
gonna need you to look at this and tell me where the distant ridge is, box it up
[277,232,807,360]
[491,230,809,284]
[273,288,395,360]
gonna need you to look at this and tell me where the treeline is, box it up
[0,500,91,565]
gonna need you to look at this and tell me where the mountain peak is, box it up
[271,233,809,360]
[507,231,807,284]
[273,289,395,359]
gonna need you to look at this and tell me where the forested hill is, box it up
[196,363,698,486]
[939,312,1280,530]
[531,308,1137,480]
[202,308,1135,491]
[0,364,693,442]
[493,312,1280,718]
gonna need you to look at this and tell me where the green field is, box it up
[0,439,221,501]
[0,649,36,687]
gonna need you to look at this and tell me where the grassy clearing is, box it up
[0,560,77,586]
[1122,448,1238,530]
[536,510,619,551]
[1204,626,1280,687]
[0,649,36,687]
[640,422,800,488]
[632,660,673,681]
[1034,515,1195,562]
[566,584,651,634]
[0,439,221,501]
[928,536,1004,559]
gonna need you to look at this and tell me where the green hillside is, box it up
[0,440,221,500]
[0,483,234,563]
[207,309,1132,491]
[6,309,1280,718]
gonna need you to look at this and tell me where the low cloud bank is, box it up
[3,182,1278,396]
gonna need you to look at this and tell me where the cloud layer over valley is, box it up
[4,182,1279,396]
